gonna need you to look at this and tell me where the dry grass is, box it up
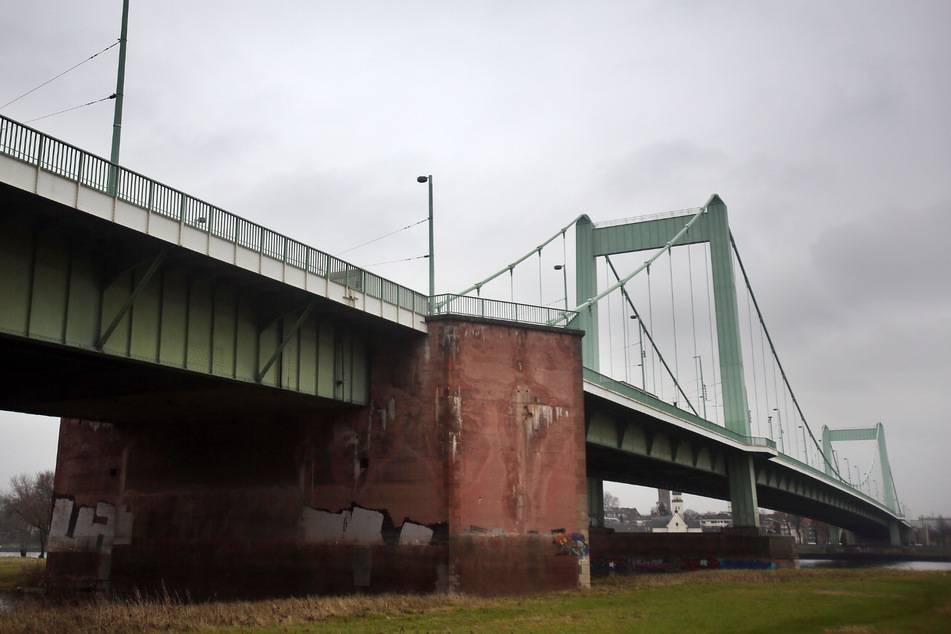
[1,568,948,633]
[2,590,489,633]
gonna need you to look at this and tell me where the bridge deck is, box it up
[0,115,429,332]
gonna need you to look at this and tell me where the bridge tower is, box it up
[821,422,902,545]
[574,195,760,528]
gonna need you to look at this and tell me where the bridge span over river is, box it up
[0,115,906,596]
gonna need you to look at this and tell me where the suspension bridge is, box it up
[0,113,907,597]
[437,199,905,543]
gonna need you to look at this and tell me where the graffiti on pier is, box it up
[48,497,115,551]
[681,557,776,571]
[553,530,588,556]
[302,505,437,545]
[592,556,775,574]
[591,556,668,574]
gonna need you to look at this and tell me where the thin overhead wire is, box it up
[704,243,720,425]
[647,266,657,395]
[729,232,841,479]
[335,218,427,256]
[25,94,115,123]
[745,285,761,437]
[605,256,700,417]
[668,250,679,383]
[365,254,429,267]
[1,40,120,111]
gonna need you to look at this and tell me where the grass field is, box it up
[1,559,949,633]
[0,557,45,592]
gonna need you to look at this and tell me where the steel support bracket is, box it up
[256,301,317,383]
[96,248,169,351]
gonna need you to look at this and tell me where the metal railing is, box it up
[430,294,578,328]
[0,115,430,316]
[584,367,900,516]
[583,368,775,448]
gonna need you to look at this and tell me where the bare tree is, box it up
[603,491,619,510]
[0,471,55,558]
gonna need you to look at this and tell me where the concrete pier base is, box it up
[589,530,797,574]
[47,317,589,598]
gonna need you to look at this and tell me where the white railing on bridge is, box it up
[0,115,430,315]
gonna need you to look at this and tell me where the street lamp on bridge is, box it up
[553,264,568,311]
[417,175,434,302]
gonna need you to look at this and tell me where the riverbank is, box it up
[0,558,44,592]
[1,565,949,632]
[799,545,951,563]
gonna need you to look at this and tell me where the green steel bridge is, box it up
[0,114,907,544]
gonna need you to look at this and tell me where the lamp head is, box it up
[417,176,429,183]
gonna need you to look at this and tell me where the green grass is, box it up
[1,568,950,633]
[0,557,44,592]
[315,570,951,633]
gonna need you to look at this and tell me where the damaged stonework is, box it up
[49,497,115,551]
[302,505,435,545]
[48,315,586,598]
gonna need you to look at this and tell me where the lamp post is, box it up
[633,315,646,391]
[108,0,130,196]
[417,175,434,302]
[844,457,851,484]
[798,424,809,466]
[694,355,707,420]
[553,264,568,311]
[772,408,784,454]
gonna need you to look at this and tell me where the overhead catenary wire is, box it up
[365,254,429,267]
[25,94,116,124]
[1,40,120,111]
[335,218,428,256]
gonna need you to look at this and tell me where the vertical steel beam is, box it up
[574,215,599,369]
[587,477,604,528]
[727,454,760,528]
[704,199,751,439]
[875,422,898,514]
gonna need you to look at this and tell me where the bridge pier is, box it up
[727,454,761,529]
[47,317,589,598]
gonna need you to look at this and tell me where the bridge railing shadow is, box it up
[0,115,430,317]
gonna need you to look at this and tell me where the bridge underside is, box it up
[0,333,348,425]
[0,180,432,418]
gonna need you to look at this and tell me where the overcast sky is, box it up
[1,1,949,519]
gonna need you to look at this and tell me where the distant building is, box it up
[699,513,733,532]
[651,493,702,533]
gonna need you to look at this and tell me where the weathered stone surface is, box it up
[48,317,589,597]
